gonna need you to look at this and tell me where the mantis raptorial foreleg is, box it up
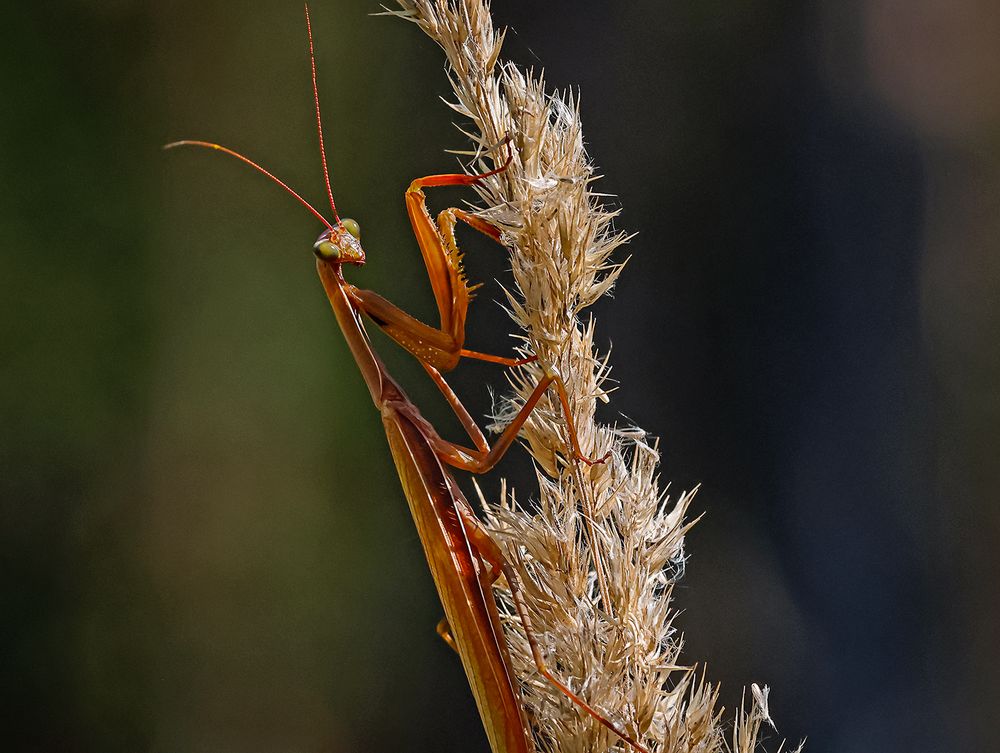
[346,148,519,373]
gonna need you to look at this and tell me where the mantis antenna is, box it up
[163,4,343,232]
[162,139,335,232]
[304,3,341,225]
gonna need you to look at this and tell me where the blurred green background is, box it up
[3,1,999,752]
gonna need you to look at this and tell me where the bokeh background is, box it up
[3,1,999,752]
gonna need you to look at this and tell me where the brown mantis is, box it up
[166,7,648,753]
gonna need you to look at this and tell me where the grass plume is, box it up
[390,2,803,751]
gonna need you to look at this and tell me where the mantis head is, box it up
[314,219,365,266]
[165,6,360,269]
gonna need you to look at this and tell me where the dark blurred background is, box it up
[3,1,999,752]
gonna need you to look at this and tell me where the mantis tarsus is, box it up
[166,7,647,753]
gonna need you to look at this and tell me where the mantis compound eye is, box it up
[341,218,361,239]
[313,239,340,260]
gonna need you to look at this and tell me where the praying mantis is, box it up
[166,7,648,753]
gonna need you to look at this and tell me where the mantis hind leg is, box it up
[436,617,459,654]
[454,500,651,753]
